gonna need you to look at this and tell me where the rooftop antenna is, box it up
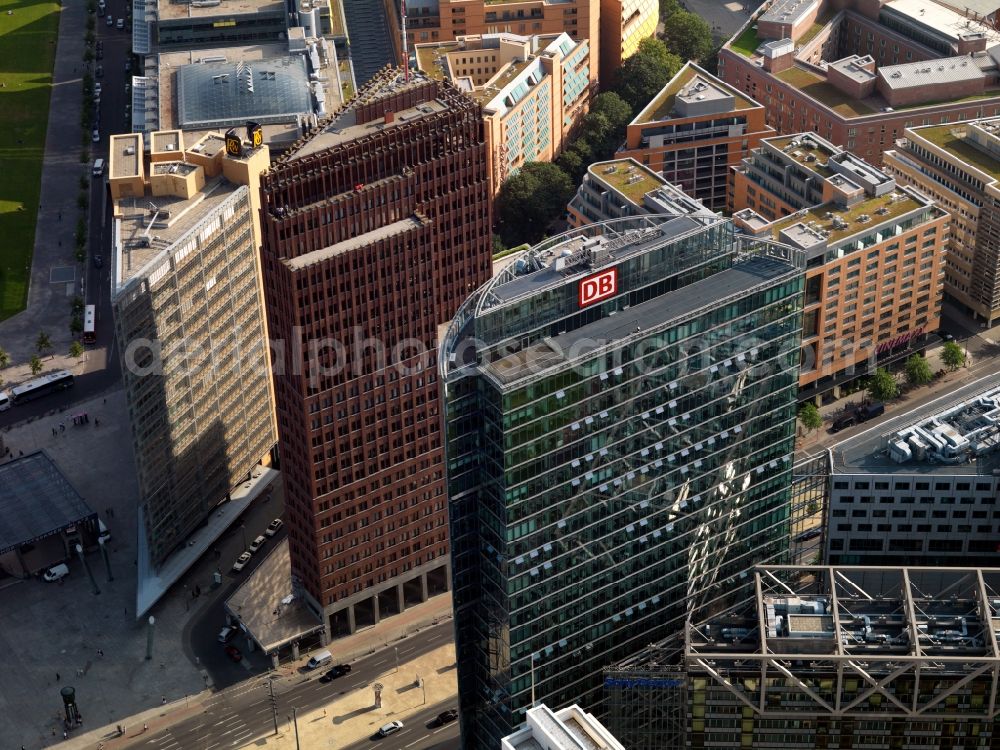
[401,0,409,81]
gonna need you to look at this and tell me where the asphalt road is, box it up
[125,622,456,750]
[0,7,128,431]
[340,700,461,750]
[185,493,291,690]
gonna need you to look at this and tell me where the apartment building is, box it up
[885,117,1000,325]
[414,32,590,192]
[719,0,1000,168]
[258,70,492,637]
[608,564,1000,750]
[441,216,804,746]
[619,62,774,211]
[566,158,715,227]
[402,0,654,84]
[732,132,948,401]
[109,129,277,576]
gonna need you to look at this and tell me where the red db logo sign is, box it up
[579,268,617,307]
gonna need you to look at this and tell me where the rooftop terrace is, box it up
[768,189,923,245]
[635,63,756,124]
[159,0,285,21]
[775,66,877,116]
[917,123,1000,181]
[766,134,837,177]
[589,159,667,203]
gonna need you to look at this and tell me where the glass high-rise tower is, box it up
[440,215,805,747]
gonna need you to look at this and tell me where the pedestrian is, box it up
[56,672,60,681]
[143,723,148,731]
[97,648,104,657]
[18,450,22,456]
[161,695,166,705]
[52,427,57,436]
[62,731,67,740]
[59,422,65,432]
[95,418,100,427]
[123,607,127,617]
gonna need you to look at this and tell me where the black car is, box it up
[794,528,822,543]
[93,254,103,268]
[432,709,458,727]
[319,664,351,682]
[95,65,104,78]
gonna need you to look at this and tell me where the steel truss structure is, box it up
[686,565,1000,721]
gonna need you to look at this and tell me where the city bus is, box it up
[82,304,96,345]
[10,371,75,405]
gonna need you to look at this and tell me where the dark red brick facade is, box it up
[259,73,492,635]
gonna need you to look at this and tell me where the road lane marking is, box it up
[404,737,425,748]
[398,645,416,655]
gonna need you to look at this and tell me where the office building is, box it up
[619,62,774,211]
[401,0,654,84]
[258,70,492,637]
[885,118,1000,326]
[566,158,716,227]
[732,132,948,401]
[827,380,1000,566]
[110,129,277,571]
[718,0,1000,168]
[501,704,625,750]
[415,32,591,192]
[608,564,1000,750]
[441,215,805,746]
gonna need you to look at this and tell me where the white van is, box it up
[306,649,333,670]
[92,158,105,177]
[0,391,9,411]
[43,563,70,582]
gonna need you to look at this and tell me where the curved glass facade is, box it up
[441,217,806,748]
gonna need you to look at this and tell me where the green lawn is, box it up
[0,0,61,321]
[729,25,760,57]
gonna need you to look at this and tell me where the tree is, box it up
[941,340,966,371]
[613,38,683,112]
[590,91,633,131]
[661,10,715,62]
[798,402,823,433]
[69,341,84,359]
[867,367,899,402]
[579,112,612,152]
[904,353,933,386]
[659,0,680,19]
[496,162,575,246]
[29,355,43,376]
[555,148,585,182]
[36,330,52,357]
[0,347,8,369]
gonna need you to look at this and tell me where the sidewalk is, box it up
[60,594,455,750]
[0,0,90,369]
[797,340,984,452]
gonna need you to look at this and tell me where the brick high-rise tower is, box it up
[259,69,493,636]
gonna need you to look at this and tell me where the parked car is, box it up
[855,402,885,423]
[96,48,103,60]
[794,528,823,543]
[432,709,458,727]
[95,65,104,78]
[91,129,100,143]
[106,14,113,25]
[93,254,103,268]
[319,664,351,682]
[124,82,131,95]
[116,17,125,29]
[217,626,238,643]
[232,551,251,572]
[124,59,132,72]
[94,82,102,95]
[830,413,856,433]
[265,518,283,537]
[248,534,266,554]
[377,721,404,737]
[43,563,70,582]
[224,645,242,662]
